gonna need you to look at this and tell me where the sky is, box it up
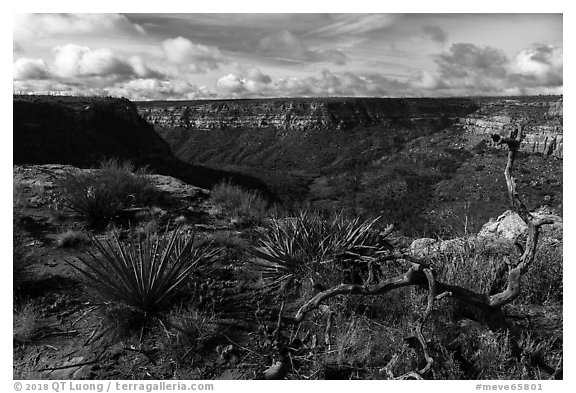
[12,13,563,100]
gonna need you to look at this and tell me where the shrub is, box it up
[67,228,220,314]
[210,181,268,224]
[13,302,41,344]
[56,159,162,227]
[167,306,221,348]
[55,230,88,248]
[13,181,29,209]
[519,242,563,304]
[434,243,503,295]
[13,223,33,300]
[432,235,563,306]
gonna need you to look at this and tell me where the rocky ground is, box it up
[13,164,563,380]
[13,165,260,379]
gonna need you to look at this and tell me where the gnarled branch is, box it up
[291,130,555,378]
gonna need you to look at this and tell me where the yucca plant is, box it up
[67,228,220,314]
[249,209,386,294]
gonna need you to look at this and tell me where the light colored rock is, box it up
[478,210,528,240]
[548,98,563,117]
[409,237,470,258]
[478,209,562,241]
[263,360,287,380]
[411,208,562,259]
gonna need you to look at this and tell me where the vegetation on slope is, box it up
[12,95,562,380]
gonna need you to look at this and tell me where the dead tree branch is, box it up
[291,129,555,377]
[294,263,427,322]
[416,268,436,375]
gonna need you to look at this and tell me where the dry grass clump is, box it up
[55,229,88,248]
[13,302,42,344]
[210,181,268,225]
[434,243,504,295]
[520,242,563,304]
[56,159,162,228]
[13,225,33,299]
[168,306,222,349]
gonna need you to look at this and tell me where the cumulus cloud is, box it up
[274,70,411,97]
[216,66,273,96]
[162,37,224,72]
[107,79,209,101]
[435,43,508,81]
[411,70,447,91]
[13,79,72,95]
[257,30,347,65]
[14,77,212,101]
[13,58,51,80]
[14,13,146,41]
[215,68,413,98]
[128,56,165,79]
[14,43,169,98]
[418,42,563,95]
[216,74,246,94]
[51,44,133,78]
[509,44,563,87]
[422,25,447,44]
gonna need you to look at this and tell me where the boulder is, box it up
[478,208,562,242]
[410,207,562,259]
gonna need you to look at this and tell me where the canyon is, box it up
[136,96,563,235]
[137,96,563,159]
[13,95,563,236]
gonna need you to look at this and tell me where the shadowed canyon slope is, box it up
[13,95,272,193]
[12,95,562,236]
[137,96,563,235]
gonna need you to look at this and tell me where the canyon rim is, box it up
[12,12,563,383]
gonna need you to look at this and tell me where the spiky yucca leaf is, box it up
[67,229,220,313]
[249,210,386,293]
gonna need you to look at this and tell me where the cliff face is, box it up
[14,95,174,167]
[459,97,563,157]
[138,96,563,160]
[138,97,478,133]
[135,96,562,236]
[137,98,483,171]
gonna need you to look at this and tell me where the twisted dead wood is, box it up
[292,129,554,377]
